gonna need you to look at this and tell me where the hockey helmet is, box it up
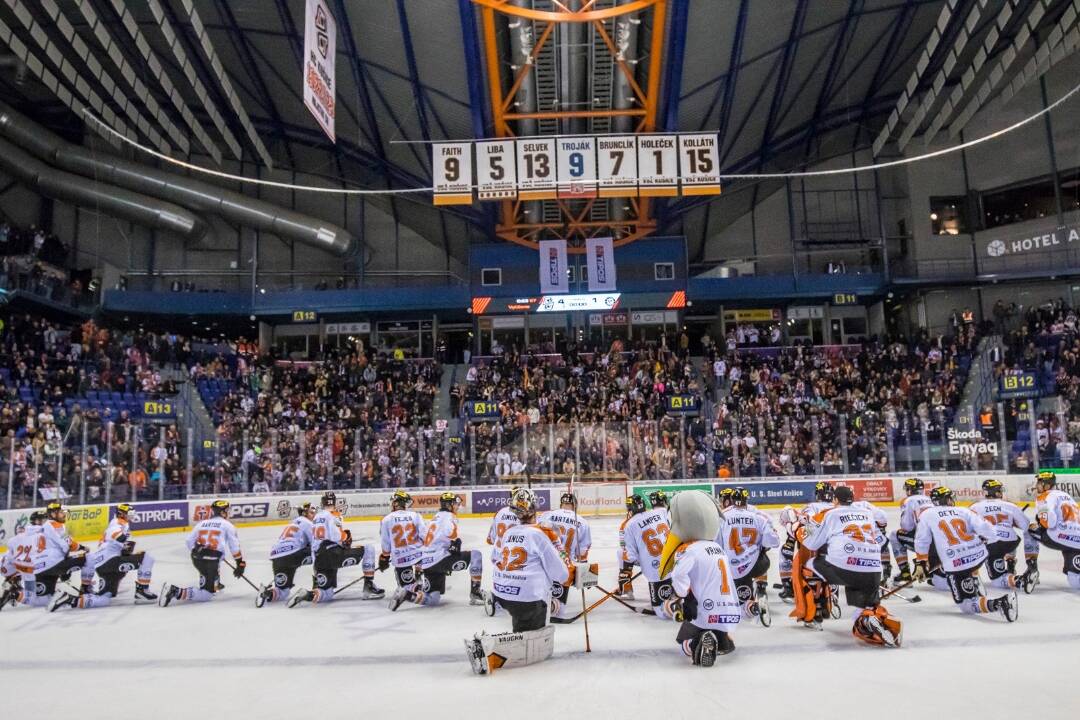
[321,491,337,508]
[648,490,669,509]
[903,478,924,495]
[731,486,749,507]
[297,502,316,518]
[814,482,834,502]
[625,494,647,515]
[439,491,460,512]
[391,490,413,509]
[211,499,230,517]
[559,491,577,510]
[115,503,134,518]
[717,486,735,508]
[833,485,854,504]
[1036,470,1057,488]
[929,486,954,506]
[509,488,539,520]
[982,478,1004,498]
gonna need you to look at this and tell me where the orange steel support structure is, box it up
[475,0,668,252]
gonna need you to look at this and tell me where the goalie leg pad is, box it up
[467,625,555,674]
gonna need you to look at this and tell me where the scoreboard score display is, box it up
[432,132,721,205]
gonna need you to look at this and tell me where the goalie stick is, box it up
[550,571,642,624]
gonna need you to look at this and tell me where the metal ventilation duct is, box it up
[0,135,205,239]
[0,102,361,258]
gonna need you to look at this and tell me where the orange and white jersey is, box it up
[270,516,315,559]
[486,506,519,546]
[421,510,459,568]
[969,499,1031,544]
[94,517,132,564]
[491,523,569,603]
[1036,489,1080,549]
[621,509,670,582]
[914,506,996,572]
[538,509,592,561]
[899,494,933,532]
[34,520,79,572]
[185,517,241,560]
[312,509,346,548]
[853,500,888,530]
[379,509,428,567]
[799,501,834,524]
[4,525,44,575]
[802,505,882,574]
[669,540,742,631]
[717,507,779,578]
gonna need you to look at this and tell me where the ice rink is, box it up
[4,508,1079,719]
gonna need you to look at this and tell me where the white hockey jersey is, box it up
[34,520,80,572]
[802,505,882,573]
[1036,489,1080,549]
[491,523,569,603]
[186,517,242,560]
[379,509,428,567]
[717,507,779,578]
[669,540,742,631]
[914,506,996,572]
[3,525,43,575]
[968,499,1031,544]
[486,506,519,546]
[621,508,671,582]
[538,509,592,561]
[92,517,132,567]
[271,516,315,559]
[312,509,347,549]
[898,494,933,532]
[421,510,459,569]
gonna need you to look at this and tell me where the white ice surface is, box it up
[3,509,1079,720]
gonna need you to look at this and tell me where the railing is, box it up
[119,269,467,294]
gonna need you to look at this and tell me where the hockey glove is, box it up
[122,540,136,555]
[912,560,929,582]
[449,538,462,554]
[682,593,698,622]
[233,558,247,578]
[341,528,353,548]
[378,553,391,572]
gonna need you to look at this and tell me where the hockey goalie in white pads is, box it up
[656,490,741,667]
[466,487,569,675]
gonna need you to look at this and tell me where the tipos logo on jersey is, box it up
[493,582,520,596]
[707,614,740,624]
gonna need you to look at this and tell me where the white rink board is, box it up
[3,508,1079,720]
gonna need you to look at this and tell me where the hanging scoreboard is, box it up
[430,133,723,205]
[556,136,597,198]
[597,135,638,197]
[516,138,557,200]
[475,140,517,200]
[636,135,679,196]
[678,134,721,195]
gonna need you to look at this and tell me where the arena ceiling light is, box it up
[145,0,243,162]
[105,0,223,165]
[175,0,274,169]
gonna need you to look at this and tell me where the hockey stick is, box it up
[551,572,642,624]
[580,586,591,653]
[890,589,922,603]
[594,584,656,615]
[221,559,261,594]
[881,565,938,601]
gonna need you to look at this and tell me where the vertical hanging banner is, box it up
[597,135,639,197]
[475,140,517,199]
[303,0,336,142]
[556,136,597,198]
[538,239,569,294]
[586,237,617,292]
[636,135,678,196]
[432,143,473,205]
[516,138,557,200]
[679,134,721,195]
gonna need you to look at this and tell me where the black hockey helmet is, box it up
[297,502,316,518]
[982,478,1004,498]
[626,494,647,515]
[29,510,46,524]
[560,491,577,510]
[814,482,834,502]
[1035,470,1057,488]
[732,486,749,507]
[321,491,337,508]
[211,499,230,517]
[929,486,954,506]
[717,486,735,508]
[903,478,924,495]
[439,491,460,512]
[391,490,413,509]
[648,490,669,509]
[833,485,854,505]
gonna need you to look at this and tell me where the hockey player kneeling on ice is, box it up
[914,486,1017,621]
[30,503,88,608]
[50,503,157,611]
[486,485,521,555]
[159,500,245,606]
[970,479,1040,594]
[0,511,46,611]
[391,492,484,610]
[1029,471,1080,590]
[777,482,836,602]
[619,493,675,617]
[257,502,315,606]
[889,478,933,584]
[718,487,778,627]
[289,492,384,607]
[797,485,903,645]
[656,490,740,667]
[540,491,592,620]
[465,488,569,675]
[379,490,428,609]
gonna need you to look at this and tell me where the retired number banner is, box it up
[475,140,517,200]
[678,134,721,195]
[303,0,336,142]
[432,142,473,205]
